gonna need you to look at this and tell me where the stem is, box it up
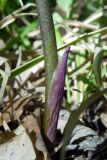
[35,0,58,131]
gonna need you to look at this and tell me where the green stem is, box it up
[35,0,58,131]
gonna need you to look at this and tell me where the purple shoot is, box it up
[47,47,70,143]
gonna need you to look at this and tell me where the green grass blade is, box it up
[11,55,44,78]
[0,55,44,82]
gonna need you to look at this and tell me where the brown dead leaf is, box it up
[22,115,40,134]
[1,95,37,123]
[0,131,15,145]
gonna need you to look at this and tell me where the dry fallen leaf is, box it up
[0,125,36,160]
[101,113,107,128]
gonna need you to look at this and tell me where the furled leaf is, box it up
[47,47,70,143]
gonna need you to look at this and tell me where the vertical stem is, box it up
[35,0,58,131]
